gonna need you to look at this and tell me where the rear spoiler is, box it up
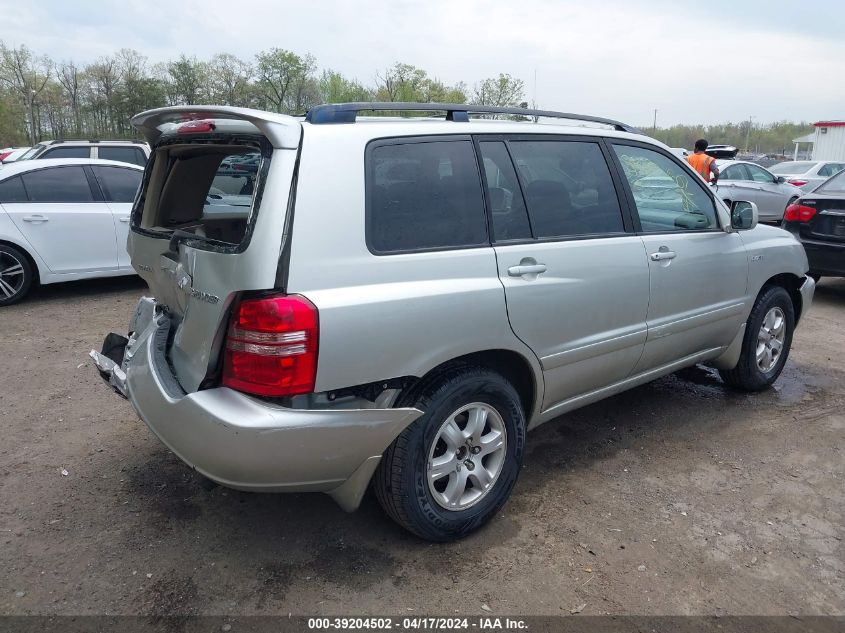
[131,105,302,149]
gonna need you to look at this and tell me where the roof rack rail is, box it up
[305,102,643,134]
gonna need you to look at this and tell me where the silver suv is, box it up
[16,139,149,166]
[91,103,815,541]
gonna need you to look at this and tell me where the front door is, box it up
[5,165,118,274]
[478,137,650,412]
[610,142,749,372]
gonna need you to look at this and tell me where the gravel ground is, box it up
[1,276,843,617]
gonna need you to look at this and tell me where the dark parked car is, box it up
[782,168,845,280]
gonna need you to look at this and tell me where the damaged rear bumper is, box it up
[90,298,422,511]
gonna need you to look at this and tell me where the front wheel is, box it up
[373,367,526,541]
[719,286,795,391]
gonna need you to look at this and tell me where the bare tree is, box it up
[0,43,52,143]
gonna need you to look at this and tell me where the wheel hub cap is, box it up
[427,402,507,511]
[756,307,786,372]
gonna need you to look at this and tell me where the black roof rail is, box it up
[305,102,643,134]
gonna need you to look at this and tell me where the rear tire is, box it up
[373,367,526,541]
[719,286,794,391]
[0,244,34,306]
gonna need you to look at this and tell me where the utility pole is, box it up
[653,108,658,134]
[744,115,755,153]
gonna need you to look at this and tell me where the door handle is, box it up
[119,217,130,223]
[650,250,677,261]
[22,215,49,222]
[507,263,547,277]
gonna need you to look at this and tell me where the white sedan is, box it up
[0,158,143,305]
[769,160,845,191]
[713,160,804,223]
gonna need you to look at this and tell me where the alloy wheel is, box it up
[0,251,25,300]
[756,306,786,372]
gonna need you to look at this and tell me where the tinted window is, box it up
[20,167,94,203]
[818,163,845,177]
[612,144,718,232]
[508,140,624,237]
[746,164,774,183]
[99,146,146,166]
[478,142,532,241]
[93,166,142,203]
[0,176,27,202]
[41,146,90,159]
[368,140,487,252]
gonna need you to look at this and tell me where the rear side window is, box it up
[818,163,845,177]
[508,140,624,237]
[367,140,487,253]
[20,167,94,203]
[0,176,27,203]
[612,144,718,232]
[41,146,90,159]
[93,166,142,203]
[98,146,147,166]
[721,164,749,181]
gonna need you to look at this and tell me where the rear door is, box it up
[4,165,118,273]
[480,135,650,411]
[91,165,143,270]
[126,107,302,393]
[610,142,748,372]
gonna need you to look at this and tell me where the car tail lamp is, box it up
[783,203,817,222]
[0,151,11,161]
[177,119,216,134]
[787,179,808,187]
[222,295,319,397]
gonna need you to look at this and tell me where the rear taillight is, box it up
[0,151,11,161]
[784,203,817,222]
[222,295,319,397]
[787,179,808,187]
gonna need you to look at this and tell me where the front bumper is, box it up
[90,298,422,511]
[798,273,815,323]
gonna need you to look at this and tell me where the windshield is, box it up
[815,169,845,194]
[770,161,816,175]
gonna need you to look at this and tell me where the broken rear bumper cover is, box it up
[89,298,422,512]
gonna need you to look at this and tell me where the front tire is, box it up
[0,244,34,306]
[374,367,526,541]
[719,286,795,391]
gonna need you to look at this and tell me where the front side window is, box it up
[93,166,142,203]
[746,164,775,183]
[20,167,94,203]
[367,140,487,253]
[41,146,90,159]
[478,141,532,241]
[508,140,624,237]
[0,176,27,203]
[613,144,718,232]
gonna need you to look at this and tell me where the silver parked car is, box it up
[91,103,814,541]
[714,160,804,223]
[769,160,845,191]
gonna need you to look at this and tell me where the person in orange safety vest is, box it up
[686,139,720,184]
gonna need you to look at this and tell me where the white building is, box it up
[812,121,845,161]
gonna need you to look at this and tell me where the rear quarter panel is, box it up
[285,125,544,416]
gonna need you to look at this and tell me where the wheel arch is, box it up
[399,348,542,422]
[762,272,804,323]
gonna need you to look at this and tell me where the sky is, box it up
[1,0,843,126]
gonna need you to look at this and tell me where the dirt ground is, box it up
[1,276,843,617]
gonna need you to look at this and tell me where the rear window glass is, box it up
[816,169,845,193]
[769,161,815,175]
[98,146,147,166]
[136,144,263,248]
[21,166,94,203]
[367,140,487,253]
[0,176,27,202]
[93,166,142,203]
[508,140,625,237]
[41,146,90,159]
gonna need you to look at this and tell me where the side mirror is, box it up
[730,200,758,230]
[776,175,786,184]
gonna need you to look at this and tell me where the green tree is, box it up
[254,48,315,113]
[318,70,372,103]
